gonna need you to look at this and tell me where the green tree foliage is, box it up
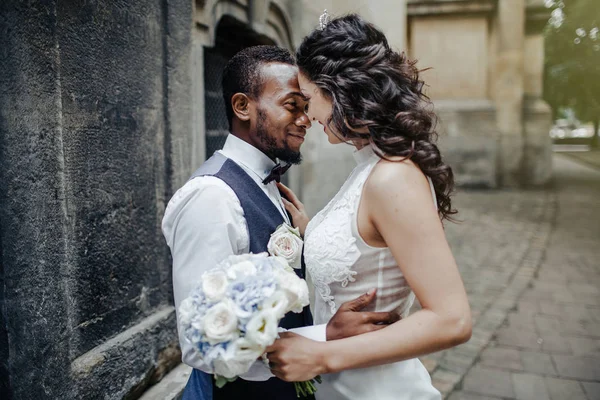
[544,0,600,146]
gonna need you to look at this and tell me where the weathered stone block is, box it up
[511,372,550,400]
[71,308,180,400]
[523,98,553,186]
[544,377,588,400]
[435,100,498,188]
[552,354,600,380]
[520,351,557,376]
[462,366,515,398]
[581,382,600,400]
[140,363,191,400]
[480,347,523,371]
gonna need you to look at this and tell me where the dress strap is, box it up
[427,177,438,210]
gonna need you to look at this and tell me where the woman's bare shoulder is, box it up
[365,157,429,196]
[363,158,439,231]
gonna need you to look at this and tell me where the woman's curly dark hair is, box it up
[296,14,457,221]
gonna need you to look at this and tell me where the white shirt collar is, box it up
[353,143,376,165]
[221,134,277,180]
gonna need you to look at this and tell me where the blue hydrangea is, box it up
[200,341,228,367]
[228,273,276,328]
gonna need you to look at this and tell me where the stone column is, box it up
[495,0,526,186]
[248,0,270,34]
[522,6,553,186]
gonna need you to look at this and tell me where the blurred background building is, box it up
[408,0,552,189]
[190,0,554,219]
[3,0,595,399]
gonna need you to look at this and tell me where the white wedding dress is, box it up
[304,144,441,400]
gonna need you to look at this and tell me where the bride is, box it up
[266,14,472,400]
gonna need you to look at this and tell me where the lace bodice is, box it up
[304,145,437,324]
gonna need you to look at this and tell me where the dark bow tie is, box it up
[262,163,292,185]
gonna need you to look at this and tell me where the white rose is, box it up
[213,338,264,378]
[203,300,239,345]
[213,338,262,378]
[230,337,264,359]
[288,279,310,313]
[267,224,303,269]
[178,297,196,328]
[245,309,279,348]
[261,290,289,319]
[274,269,310,313]
[298,281,310,308]
[226,260,258,280]
[202,270,229,302]
[271,256,294,272]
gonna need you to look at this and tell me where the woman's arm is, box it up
[266,161,471,381]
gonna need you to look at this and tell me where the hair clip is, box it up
[318,9,330,30]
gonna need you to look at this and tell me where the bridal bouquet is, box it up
[178,241,319,396]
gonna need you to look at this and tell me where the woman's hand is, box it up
[277,182,310,236]
[266,332,328,382]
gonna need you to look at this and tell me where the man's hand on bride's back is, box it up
[277,182,310,236]
[326,288,400,340]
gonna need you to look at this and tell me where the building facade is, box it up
[408,0,552,188]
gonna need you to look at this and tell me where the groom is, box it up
[162,45,398,400]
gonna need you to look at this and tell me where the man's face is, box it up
[249,63,311,164]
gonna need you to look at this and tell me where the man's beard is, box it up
[256,109,302,165]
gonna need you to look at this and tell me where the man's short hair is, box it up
[222,45,295,129]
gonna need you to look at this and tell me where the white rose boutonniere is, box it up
[267,223,303,269]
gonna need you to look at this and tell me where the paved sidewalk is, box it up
[561,149,600,170]
[423,153,600,400]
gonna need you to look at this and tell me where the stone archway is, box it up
[187,0,297,173]
[203,16,277,159]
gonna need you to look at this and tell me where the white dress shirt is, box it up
[162,134,326,381]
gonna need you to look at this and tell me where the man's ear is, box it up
[231,93,252,122]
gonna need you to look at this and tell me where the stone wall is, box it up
[435,100,499,188]
[410,16,489,100]
[0,0,192,398]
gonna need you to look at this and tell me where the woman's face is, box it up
[298,73,344,144]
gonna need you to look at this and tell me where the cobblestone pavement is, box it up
[420,153,600,400]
